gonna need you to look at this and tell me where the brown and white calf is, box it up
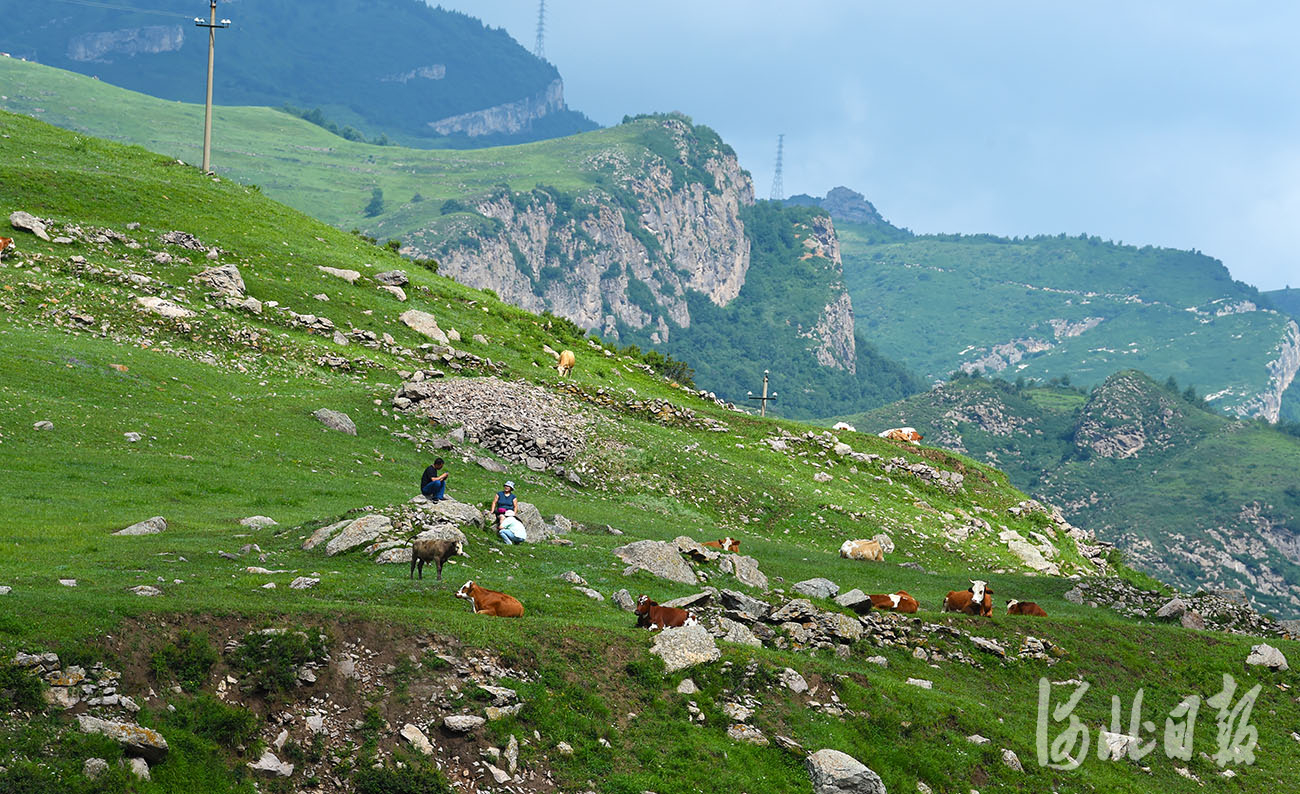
[0,237,13,258]
[702,537,741,553]
[634,595,697,630]
[943,580,994,617]
[878,427,923,444]
[410,538,466,581]
[1006,599,1048,617]
[868,590,919,613]
[455,580,524,617]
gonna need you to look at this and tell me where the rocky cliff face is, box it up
[406,118,753,339]
[1073,372,1187,459]
[1234,319,1300,423]
[429,78,566,137]
[67,26,184,62]
[799,215,856,372]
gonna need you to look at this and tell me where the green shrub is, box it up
[151,630,219,692]
[164,694,259,750]
[353,759,453,794]
[0,662,44,712]
[228,627,328,697]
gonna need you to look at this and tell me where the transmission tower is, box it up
[533,0,546,60]
[770,134,785,201]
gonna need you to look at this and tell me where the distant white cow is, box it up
[832,421,857,433]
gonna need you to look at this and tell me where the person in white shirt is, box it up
[498,509,527,545]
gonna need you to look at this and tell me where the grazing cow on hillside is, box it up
[409,538,466,581]
[557,349,576,377]
[455,580,524,617]
[943,580,994,617]
[832,421,857,433]
[868,590,919,613]
[0,237,13,258]
[878,427,923,444]
[1006,599,1048,617]
[702,537,741,553]
[839,539,884,562]
[634,595,697,630]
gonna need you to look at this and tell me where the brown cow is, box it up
[878,427,923,444]
[634,595,696,630]
[702,537,741,553]
[455,580,524,617]
[410,538,466,581]
[1006,599,1048,617]
[868,590,919,613]
[0,237,13,259]
[943,580,994,617]
[557,350,576,377]
[840,539,884,561]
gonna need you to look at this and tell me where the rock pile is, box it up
[13,651,142,715]
[1068,578,1292,638]
[764,428,965,493]
[392,375,587,470]
[556,382,730,432]
[613,537,769,590]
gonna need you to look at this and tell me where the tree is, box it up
[364,187,384,217]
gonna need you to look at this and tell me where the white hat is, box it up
[504,509,515,517]
[505,481,514,488]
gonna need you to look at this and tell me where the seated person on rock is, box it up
[421,457,449,502]
[498,509,527,545]
[489,481,516,528]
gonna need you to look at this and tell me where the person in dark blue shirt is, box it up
[421,457,448,501]
[490,481,516,529]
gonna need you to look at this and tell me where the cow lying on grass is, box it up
[1006,599,1048,617]
[634,595,697,630]
[409,538,466,581]
[868,591,919,613]
[456,580,524,617]
[943,580,994,617]
[840,539,883,561]
[878,427,923,444]
[702,537,740,553]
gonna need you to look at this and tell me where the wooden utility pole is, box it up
[747,370,778,417]
[195,1,231,174]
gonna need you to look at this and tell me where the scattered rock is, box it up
[240,516,277,529]
[806,748,887,794]
[400,723,434,755]
[612,589,637,612]
[129,585,162,597]
[317,265,360,284]
[400,310,450,343]
[77,715,169,762]
[135,296,195,319]
[712,616,763,647]
[1180,611,1206,631]
[247,750,294,778]
[1063,587,1085,605]
[312,408,356,435]
[1155,597,1188,619]
[113,516,166,536]
[127,757,151,781]
[33,420,54,431]
[10,210,50,240]
[195,263,245,296]
[649,623,721,672]
[727,724,769,745]
[1246,643,1289,671]
[574,587,605,602]
[123,432,143,443]
[443,715,486,733]
[375,270,409,286]
[59,579,77,587]
[793,578,840,600]
[380,285,407,302]
[967,734,990,745]
[906,678,933,689]
[613,540,698,585]
[718,554,768,590]
[560,571,587,586]
[476,457,508,473]
[324,514,392,556]
[1002,748,1024,772]
[289,577,320,590]
[0,586,10,596]
[720,589,770,621]
[779,667,809,694]
[83,758,109,779]
[676,678,698,695]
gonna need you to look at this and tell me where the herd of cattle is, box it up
[427,533,1049,629]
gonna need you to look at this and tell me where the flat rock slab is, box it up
[793,578,840,599]
[78,715,169,763]
[195,263,245,296]
[719,554,768,590]
[400,310,450,344]
[135,296,195,319]
[324,514,392,556]
[240,516,277,529]
[313,408,356,435]
[444,715,486,733]
[317,265,360,284]
[650,622,720,672]
[247,750,294,778]
[400,723,434,755]
[10,210,50,240]
[113,516,166,536]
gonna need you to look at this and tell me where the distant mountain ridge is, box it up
[844,371,1300,617]
[0,0,596,147]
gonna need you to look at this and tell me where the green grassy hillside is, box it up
[0,0,594,147]
[838,221,1299,421]
[2,110,1299,793]
[842,371,1300,616]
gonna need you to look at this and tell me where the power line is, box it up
[770,134,785,202]
[44,0,192,20]
[533,0,546,60]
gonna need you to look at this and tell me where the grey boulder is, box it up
[806,748,886,794]
[312,408,356,435]
[113,516,167,536]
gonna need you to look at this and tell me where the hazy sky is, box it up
[434,1,1300,291]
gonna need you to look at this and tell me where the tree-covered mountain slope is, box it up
[0,59,922,418]
[4,106,1300,794]
[841,371,1300,616]
[0,0,595,147]
[821,187,1300,421]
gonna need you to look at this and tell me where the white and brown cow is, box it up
[868,590,919,613]
[702,537,741,553]
[456,580,524,617]
[634,595,697,630]
[877,427,923,444]
[943,580,994,617]
[1006,599,1048,617]
[0,237,14,259]
[840,539,884,562]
